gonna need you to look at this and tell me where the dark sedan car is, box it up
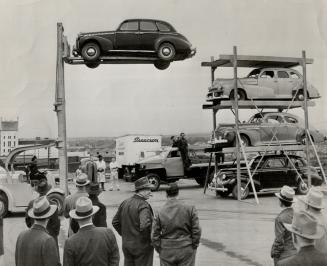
[72,19,196,69]
[208,154,323,199]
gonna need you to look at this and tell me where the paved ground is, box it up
[3,179,282,266]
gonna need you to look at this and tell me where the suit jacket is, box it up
[15,224,60,266]
[277,245,327,266]
[112,194,153,250]
[151,198,201,252]
[63,225,119,266]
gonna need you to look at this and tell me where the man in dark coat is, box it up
[15,196,60,266]
[112,176,154,266]
[152,183,201,266]
[179,133,191,170]
[271,186,297,265]
[25,180,60,248]
[277,210,327,266]
[64,197,119,266]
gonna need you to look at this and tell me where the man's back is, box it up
[63,225,119,266]
[278,246,327,266]
[63,191,88,218]
[15,224,60,266]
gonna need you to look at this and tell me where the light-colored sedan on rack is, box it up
[215,112,325,147]
[206,68,320,102]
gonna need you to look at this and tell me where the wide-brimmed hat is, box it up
[28,196,57,219]
[88,182,102,195]
[275,185,295,203]
[283,210,324,239]
[298,187,324,209]
[75,173,90,187]
[69,197,99,220]
[36,180,52,195]
[135,176,151,191]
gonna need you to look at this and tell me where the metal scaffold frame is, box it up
[202,47,326,204]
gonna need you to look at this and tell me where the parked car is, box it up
[0,166,25,181]
[215,112,325,147]
[208,154,323,199]
[72,19,196,70]
[206,67,320,102]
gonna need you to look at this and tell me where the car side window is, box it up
[264,158,285,168]
[120,21,139,31]
[284,116,298,124]
[168,150,181,158]
[277,71,289,78]
[265,115,283,124]
[260,70,274,79]
[156,22,171,32]
[140,21,158,31]
[290,71,300,79]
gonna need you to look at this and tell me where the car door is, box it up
[277,70,293,98]
[115,20,140,50]
[259,157,287,189]
[258,69,278,97]
[285,157,303,187]
[283,114,300,144]
[139,21,159,51]
[163,150,184,177]
[260,114,282,144]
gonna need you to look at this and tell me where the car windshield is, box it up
[248,114,264,123]
[247,69,261,79]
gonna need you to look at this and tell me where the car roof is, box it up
[121,19,176,30]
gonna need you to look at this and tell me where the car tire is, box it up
[195,177,205,187]
[232,182,249,200]
[157,43,176,61]
[297,179,309,195]
[229,89,246,100]
[0,193,8,218]
[299,134,314,145]
[85,62,100,69]
[294,89,309,101]
[81,42,101,62]
[154,61,170,70]
[47,193,64,216]
[234,134,250,147]
[146,173,161,191]
[216,189,231,198]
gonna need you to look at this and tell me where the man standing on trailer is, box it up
[179,133,191,170]
[96,155,106,191]
[112,176,154,266]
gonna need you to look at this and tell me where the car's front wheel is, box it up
[297,179,309,195]
[0,193,8,218]
[81,42,101,61]
[154,61,170,70]
[146,173,161,191]
[229,89,246,100]
[157,43,176,61]
[232,182,249,200]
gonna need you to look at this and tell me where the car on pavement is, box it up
[206,67,320,102]
[208,154,323,199]
[72,19,196,70]
[215,112,325,147]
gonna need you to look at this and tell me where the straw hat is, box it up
[298,187,324,209]
[69,197,99,220]
[284,210,324,239]
[134,176,151,191]
[75,173,90,187]
[27,196,57,219]
[275,185,295,203]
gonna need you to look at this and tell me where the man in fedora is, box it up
[63,173,90,236]
[15,196,60,266]
[112,176,154,266]
[298,187,327,254]
[25,180,60,247]
[152,182,201,266]
[271,186,297,265]
[63,197,119,266]
[277,210,327,266]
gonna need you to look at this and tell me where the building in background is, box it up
[0,119,18,156]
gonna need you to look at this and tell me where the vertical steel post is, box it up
[302,50,311,187]
[55,23,68,194]
[233,46,241,200]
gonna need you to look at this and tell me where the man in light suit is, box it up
[63,197,119,266]
[15,196,60,266]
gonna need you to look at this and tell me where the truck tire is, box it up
[47,193,64,216]
[0,193,8,218]
[232,182,249,200]
[195,177,205,187]
[146,173,160,191]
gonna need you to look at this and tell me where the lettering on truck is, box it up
[133,137,159,143]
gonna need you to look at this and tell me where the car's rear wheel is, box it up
[300,134,314,145]
[232,182,249,200]
[294,89,309,101]
[154,61,170,70]
[81,42,101,61]
[229,89,246,100]
[157,43,176,61]
[146,173,161,191]
[0,193,8,218]
[297,179,309,195]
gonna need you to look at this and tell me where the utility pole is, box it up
[55,23,68,194]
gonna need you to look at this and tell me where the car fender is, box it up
[0,185,15,211]
[239,129,260,146]
[46,188,65,196]
[154,36,190,51]
[79,36,114,52]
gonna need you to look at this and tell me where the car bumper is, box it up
[206,90,228,101]
[188,47,196,58]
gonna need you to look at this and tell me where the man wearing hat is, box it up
[152,182,201,266]
[112,176,154,266]
[298,187,327,254]
[15,196,60,266]
[63,173,90,236]
[277,210,327,266]
[271,186,297,265]
[25,180,60,248]
[63,197,119,266]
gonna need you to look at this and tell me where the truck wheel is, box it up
[47,193,64,216]
[297,179,309,195]
[81,42,101,61]
[146,173,160,191]
[216,189,231,198]
[195,177,205,187]
[232,182,249,200]
[0,193,8,218]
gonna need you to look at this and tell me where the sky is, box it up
[0,0,326,138]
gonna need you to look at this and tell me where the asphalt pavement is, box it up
[3,179,282,266]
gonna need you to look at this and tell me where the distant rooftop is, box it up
[0,121,18,131]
